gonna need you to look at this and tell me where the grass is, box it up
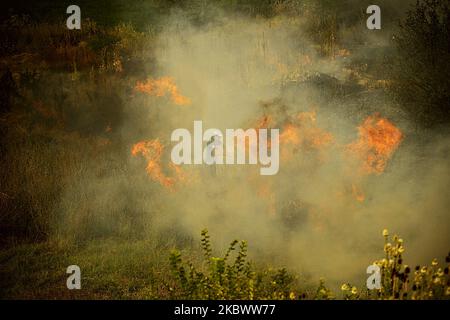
[0,1,449,300]
[0,239,173,299]
[0,229,449,299]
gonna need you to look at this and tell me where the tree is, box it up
[391,0,450,128]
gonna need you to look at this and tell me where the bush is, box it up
[169,229,300,299]
[169,229,450,300]
[391,0,450,128]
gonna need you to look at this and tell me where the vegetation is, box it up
[0,0,449,299]
[169,229,299,299]
[1,228,448,299]
[390,0,450,128]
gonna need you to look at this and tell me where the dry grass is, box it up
[0,1,448,300]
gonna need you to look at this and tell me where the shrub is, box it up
[342,229,450,300]
[390,0,450,128]
[169,229,300,299]
[169,229,450,300]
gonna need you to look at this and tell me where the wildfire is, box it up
[347,113,403,175]
[135,77,191,106]
[250,111,334,163]
[131,139,184,189]
[282,112,333,148]
[279,111,334,161]
[251,115,275,151]
[131,108,402,209]
[280,124,301,145]
[255,115,274,130]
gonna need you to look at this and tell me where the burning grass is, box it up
[346,113,403,175]
[0,1,449,301]
[135,77,191,106]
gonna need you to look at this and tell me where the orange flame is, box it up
[279,111,334,161]
[282,112,333,148]
[135,77,191,106]
[347,114,403,175]
[131,139,185,189]
[280,124,301,145]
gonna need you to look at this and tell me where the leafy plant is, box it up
[343,229,450,300]
[169,229,299,299]
[390,0,450,127]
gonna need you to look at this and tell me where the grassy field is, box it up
[0,239,172,299]
[1,229,449,299]
[0,0,449,300]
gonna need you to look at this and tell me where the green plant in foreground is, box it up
[169,229,299,300]
[342,229,450,300]
[170,228,449,300]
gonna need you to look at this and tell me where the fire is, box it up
[131,139,184,189]
[130,109,401,210]
[279,111,334,161]
[347,114,403,175]
[251,115,275,150]
[251,111,333,163]
[280,124,301,145]
[135,77,191,106]
[281,111,334,148]
[255,115,274,129]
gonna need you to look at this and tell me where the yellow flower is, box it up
[398,246,405,254]
[432,259,438,266]
[421,266,427,274]
[289,292,296,300]
[341,284,350,291]
[351,287,358,295]
[382,229,389,237]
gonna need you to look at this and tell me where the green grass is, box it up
[0,239,173,299]
[1,229,449,300]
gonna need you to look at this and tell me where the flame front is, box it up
[347,113,403,175]
[131,139,185,189]
[135,76,191,106]
[279,111,334,161]
[131,110,403,207]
